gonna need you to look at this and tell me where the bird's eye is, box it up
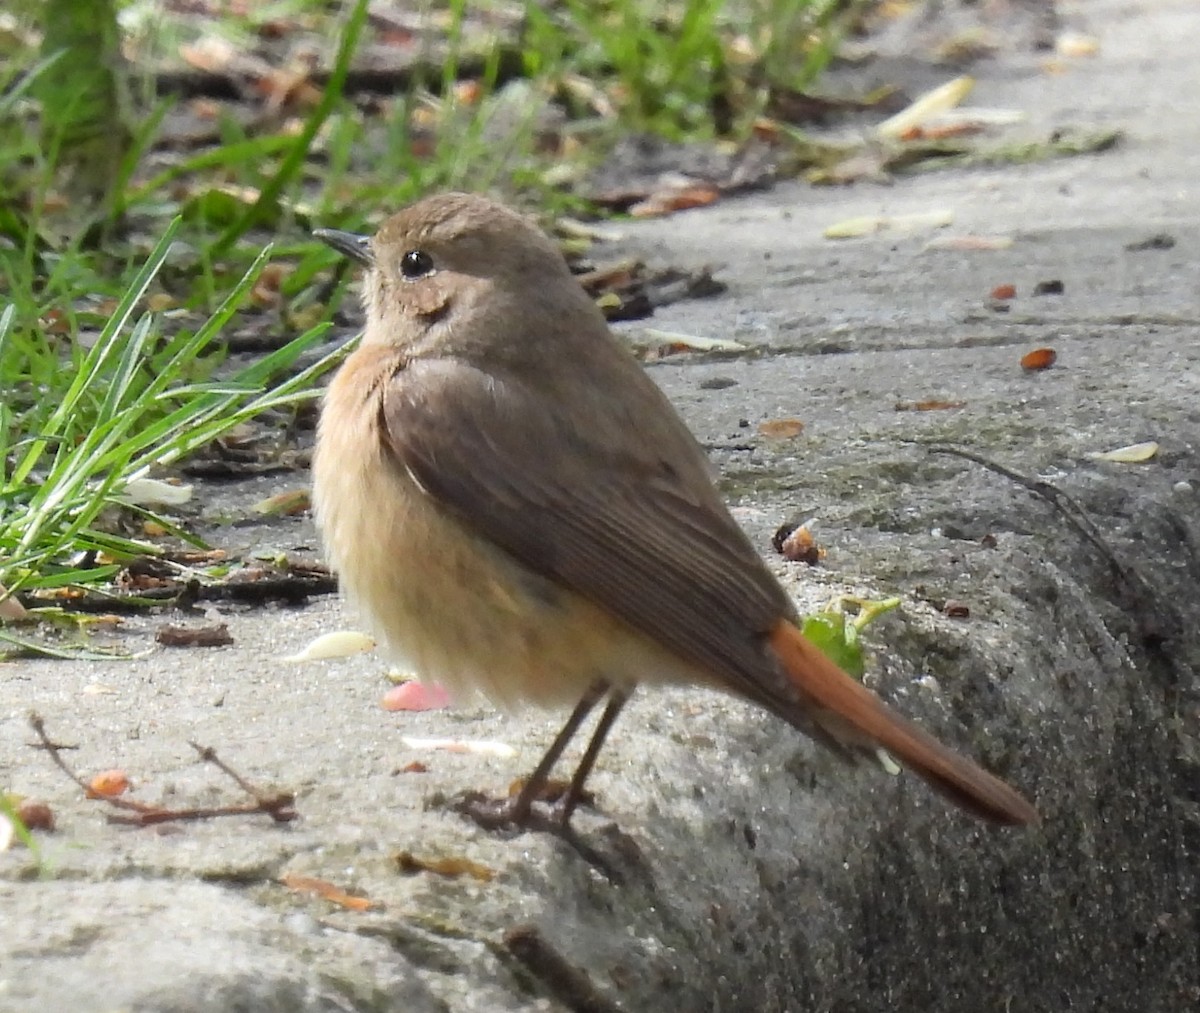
[400,249,435,280]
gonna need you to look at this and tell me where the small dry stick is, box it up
[28,712,297,826]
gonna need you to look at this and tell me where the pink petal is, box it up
[380,682,452,712]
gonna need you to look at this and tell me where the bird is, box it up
[311,192,1037,832]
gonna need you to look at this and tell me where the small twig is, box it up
[29,713,297,827]
[927,444,1169,644]
[928,445,1117,568]
[188,740,292,815]
[18,572,337,614]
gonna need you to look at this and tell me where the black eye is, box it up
[400,249,434,279]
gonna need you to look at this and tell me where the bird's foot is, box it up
[451,791,622,882]
[452,790,574,833]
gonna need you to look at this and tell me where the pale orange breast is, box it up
[312,347,697,707]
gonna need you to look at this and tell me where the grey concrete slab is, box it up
[3,1,1198,1010]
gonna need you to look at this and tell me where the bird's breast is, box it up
[312,348,696,707]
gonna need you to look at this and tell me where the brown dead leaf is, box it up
[894,399,967,412]
[394,761,429,774]
[757,418,805,439]
[251,489,311,516]
[17,799,56,832]
[629,181,720,218]
[779,524,821,565]
[39,309,71,335]
[1020,348,1057,371]
[156,623,234,648]
[253,66,322,114]
[280,873,375,911]
[394,851,495,882]
[0,584,28,622]
[250,263,291,309]
[88,770,130,799]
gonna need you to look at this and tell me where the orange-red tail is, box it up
[767,621,1037,826]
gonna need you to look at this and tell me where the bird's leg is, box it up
[553,689,629,827]
[456,681,607,830]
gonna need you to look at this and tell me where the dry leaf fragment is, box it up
[0,583,28,622]
[88,770,130,799]
[395,761,429,774]
[1020,348,1057,371]
[146,293,178,312]
[894,399,967,412]
[779,524,821,565]
[179,36,237,73]
[156,623,234,648]
[639,328,747,354]
[250,263,291,309]
[898,122,983,141]
[757,418,805,439]
[17,799,56,832]
[925,235,1014,252]
[252,489,312,516]
[877,76,975,139]
[1125,233,1175,252]
[122,478,193,507]
[825,210,954,239]
[280,873,375,911]
[1087,441,1159,463]
[394,850,495,882]
[1056,32,1100,58]
[629,181,721,218]
[400,736,516,758]
[282,630,376,662]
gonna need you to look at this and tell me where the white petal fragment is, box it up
[877,76,975,139]
[825,210,955,239]
[400,736,516,758]
[1087,441,1159,463]
[640,329,748,352]
[122,478,194,506]
[282,630,377,662]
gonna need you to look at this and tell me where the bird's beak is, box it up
[314,228,374,266]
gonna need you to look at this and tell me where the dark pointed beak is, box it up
[314,228,374,266]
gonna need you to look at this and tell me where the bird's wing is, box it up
[380,355,792,691]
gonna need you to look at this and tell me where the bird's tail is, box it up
[767,620,1038,825]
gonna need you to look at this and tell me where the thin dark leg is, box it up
[456,681,607,830]
[508,682,607,823]
[555,689,630,826]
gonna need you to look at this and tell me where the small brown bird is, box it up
[313,192,1037,831]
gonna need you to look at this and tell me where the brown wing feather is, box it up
[380,355,793,694]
